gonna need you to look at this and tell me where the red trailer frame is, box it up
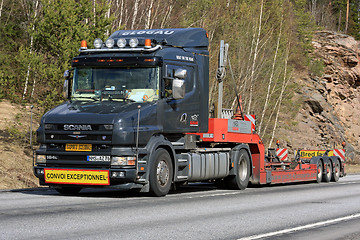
[196,118,331,185]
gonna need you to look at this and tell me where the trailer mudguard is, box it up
[229,144,253,177]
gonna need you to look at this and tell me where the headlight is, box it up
[105,38,115,48]
[44,124,56,130]
[111,156,136,166]
[36,155,46,164]
[103,124,113,130]
[117,38,126,48]
[94,38,103,48]
[129,38,139,48]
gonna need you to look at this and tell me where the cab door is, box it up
[160,64,201,133]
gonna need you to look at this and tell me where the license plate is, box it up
[87,155,111,162]
[65,143,92,151]
[44,169,109,185]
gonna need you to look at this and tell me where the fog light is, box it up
[36,155,46,164]
[111,171,125,178]
[36,168,44,175]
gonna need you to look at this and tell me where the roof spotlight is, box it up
[94,38,103,49]
[129,38,139,48]
[105,38,115,48]
[117,38,126,48]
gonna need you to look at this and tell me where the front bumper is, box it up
[33,166,138,186]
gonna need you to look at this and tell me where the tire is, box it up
[316,161,323,183]
[323,161,332,183]
[55,186,82,195]
[332,160,340,182]
[227,149,251,190]
[149,149,173,197]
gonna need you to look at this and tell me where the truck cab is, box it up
[34,28,210,196]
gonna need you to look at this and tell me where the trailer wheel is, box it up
[323,162,332,183]
[228,149,250,190]
[149,148,173,197]
[316,161,323,183]
[332,160,340,182]
[55,186,82,195]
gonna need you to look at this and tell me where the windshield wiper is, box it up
[101,96,136,102]
[71,96,100,102]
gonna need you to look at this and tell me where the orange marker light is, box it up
[80,40,87,50]
[145,38,151,49]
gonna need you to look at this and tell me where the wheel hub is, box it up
[157,160,169,186]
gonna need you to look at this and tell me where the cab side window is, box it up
[164,65,194,98]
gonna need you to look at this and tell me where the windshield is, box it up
[71,67,160,102]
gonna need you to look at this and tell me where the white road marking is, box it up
[238,213,360,240]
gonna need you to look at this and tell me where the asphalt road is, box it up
[1,175,360,240]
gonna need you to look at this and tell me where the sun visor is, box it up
[110,28,209,48]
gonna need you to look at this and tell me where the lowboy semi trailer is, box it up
[33,28,346,196]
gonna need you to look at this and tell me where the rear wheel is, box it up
[316,161,323,183]
[227,149,251,190]
[149,149,173,197]
[332,160,340,182]
[323,162,332,183]
[55,186,82,195]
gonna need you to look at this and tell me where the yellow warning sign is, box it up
[44,169,109,185]
[297,150,334,159]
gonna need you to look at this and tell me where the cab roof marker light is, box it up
[117,38,126,48]
[94,38,103,49]
[80,40,87,50]
[105,38,115,48]
[144,39,152,49]
[129,38,139,48]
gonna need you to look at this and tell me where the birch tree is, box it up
[22,0,39,100]
[131,0,139,29]
[268,42,291,148]
[258,6,284,135]
[247,0,264,114]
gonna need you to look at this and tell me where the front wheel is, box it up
[227,149,251,190]
[149,149,173,197]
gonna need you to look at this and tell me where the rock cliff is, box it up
[277,31,359,163]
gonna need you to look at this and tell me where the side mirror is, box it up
[63,70,70,79]
[172,79,185,99]
[174,69,187,79]
[63,79,70,99]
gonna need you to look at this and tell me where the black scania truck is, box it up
[34,28,345,196]
[34,28,213,196]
